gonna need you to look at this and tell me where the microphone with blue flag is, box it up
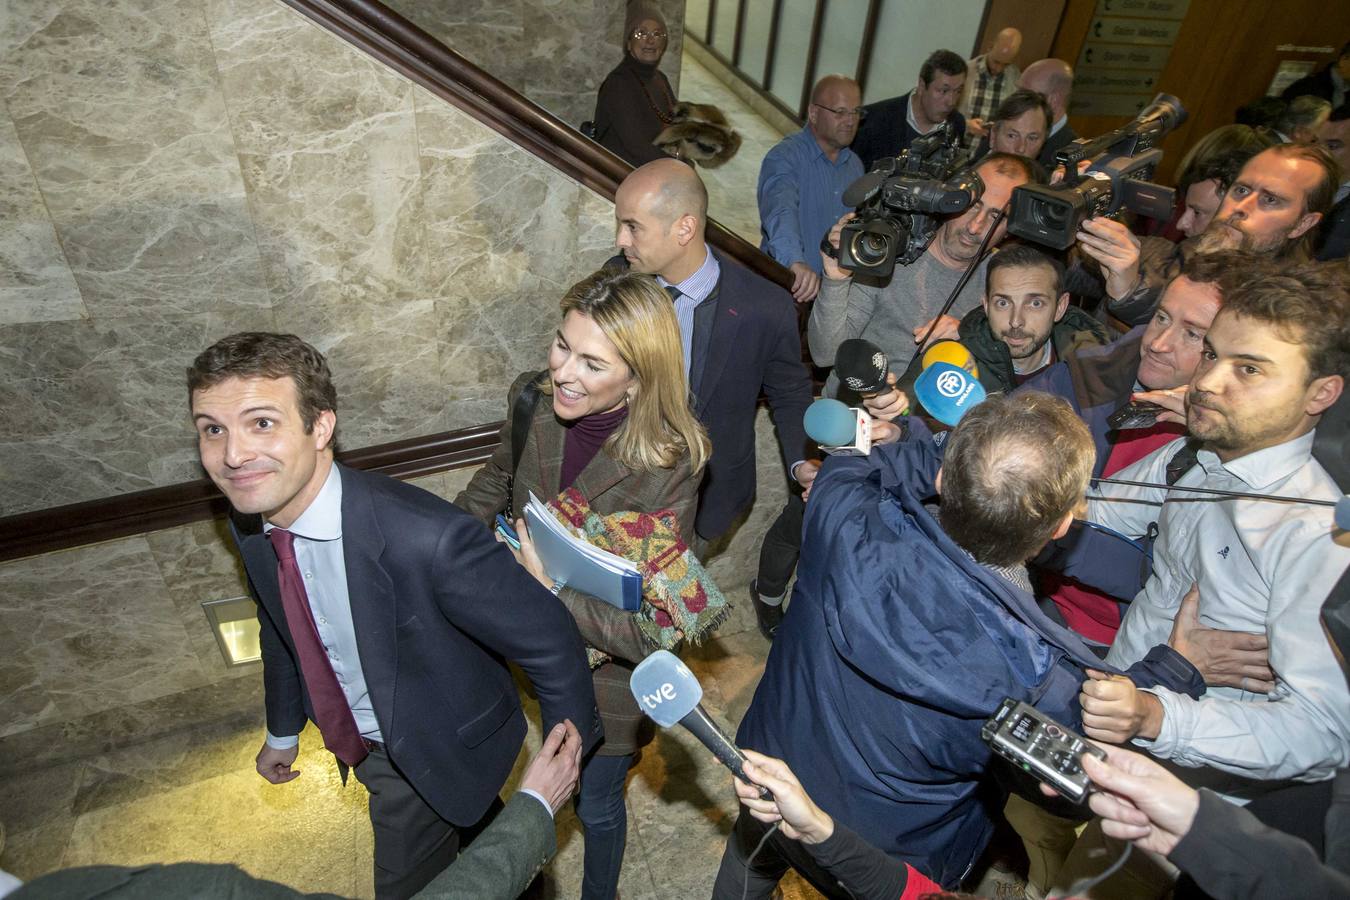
[914,361,987,427]
[630,650,771,798]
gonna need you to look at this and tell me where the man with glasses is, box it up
[850,49,967,171]
[758,74,866,303]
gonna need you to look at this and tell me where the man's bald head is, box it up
[1019,59,1073,119]
[808,74,863,153]
[621,158,708,227]
[988,27,1023,70]
[614,159,709,280]
[811,74,858,106]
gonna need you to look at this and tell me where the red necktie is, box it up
[267,528,369,767]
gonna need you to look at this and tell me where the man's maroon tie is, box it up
[267,528,368,767]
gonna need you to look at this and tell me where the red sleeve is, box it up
[899,864,944,900]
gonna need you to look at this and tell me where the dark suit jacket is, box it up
[849,92,967,171]
[607,250,814,540]
[1036,120,1078,170]
[12,793,557,900]
[230,463,601,827]
[1281,65,1339,103]
[1317,194,1350,261]
[455,372,700,755]
[688,249,813,539]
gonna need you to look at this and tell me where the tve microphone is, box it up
[835,338,891,395]
[914,361,987,426]
[803,397,872,455]
[630,650,770,798]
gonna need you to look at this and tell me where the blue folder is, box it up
[524,494,644,612]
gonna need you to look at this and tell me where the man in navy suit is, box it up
[1018,58,1077,172]
[611,159,815,552]
[187,333,600,899]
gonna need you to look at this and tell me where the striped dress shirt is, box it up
[658,245,720,381]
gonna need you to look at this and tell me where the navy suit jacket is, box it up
[1037,121,1078,170]
[230,463,601,826]
[609,250,814,539]
[850,92,966,172]
[691,249,814,538]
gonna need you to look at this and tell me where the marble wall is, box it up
[386,0,685,130]
[0,467,471,762]
[0,0,622,517]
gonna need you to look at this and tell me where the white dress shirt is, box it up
[263,464,382,748]
[1095,431,1350,783]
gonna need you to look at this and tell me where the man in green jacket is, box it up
[901,244,1111,396]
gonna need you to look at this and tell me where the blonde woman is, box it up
[456,267,710,899]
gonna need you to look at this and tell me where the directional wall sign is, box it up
[1076,70,1162,94]
[1086,16,1182,45]
[1095,0,1190,20]
[1077,43,1173,72]
[1070,92,1157,118]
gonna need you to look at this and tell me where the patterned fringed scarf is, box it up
[548,488,730,668]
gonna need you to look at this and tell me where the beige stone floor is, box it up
[0,541,822,900]
[678,50,790,247]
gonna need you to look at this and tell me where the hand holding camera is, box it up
[1076,217,1143,301]
[820,212,856,281]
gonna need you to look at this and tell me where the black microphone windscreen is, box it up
[842,170,887,208]
[835,338,890,394]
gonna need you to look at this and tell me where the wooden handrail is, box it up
[0,423,502,562]
[1,0,797,562]
[278,0,792,290]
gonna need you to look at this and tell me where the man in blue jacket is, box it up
[713,393,1146,895]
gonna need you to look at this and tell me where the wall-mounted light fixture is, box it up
[201,596,262,666]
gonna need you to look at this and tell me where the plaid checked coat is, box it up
[456,372,701,755]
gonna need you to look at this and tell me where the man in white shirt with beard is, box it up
[1060,260,1350,896]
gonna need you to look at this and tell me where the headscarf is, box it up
[623,2,668,45]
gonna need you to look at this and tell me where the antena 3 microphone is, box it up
[630,651,771,798]
[804,397,872,455]
[835,338,891,395]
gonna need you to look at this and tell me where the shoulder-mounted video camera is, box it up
[1007,93,1187,250]
[834,123,982,279]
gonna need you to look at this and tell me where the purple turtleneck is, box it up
[560,405,629,492]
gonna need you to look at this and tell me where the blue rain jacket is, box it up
[736,422,1123,887]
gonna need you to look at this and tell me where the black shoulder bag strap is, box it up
[504,372,545,512]
[1112,437,1203,623]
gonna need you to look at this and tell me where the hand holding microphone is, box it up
[735,750,836,845]
[834,338,909,419]
[630,650,771,799]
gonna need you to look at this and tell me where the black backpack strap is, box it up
[507,367,545,507]
[1165,438,1202,486]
